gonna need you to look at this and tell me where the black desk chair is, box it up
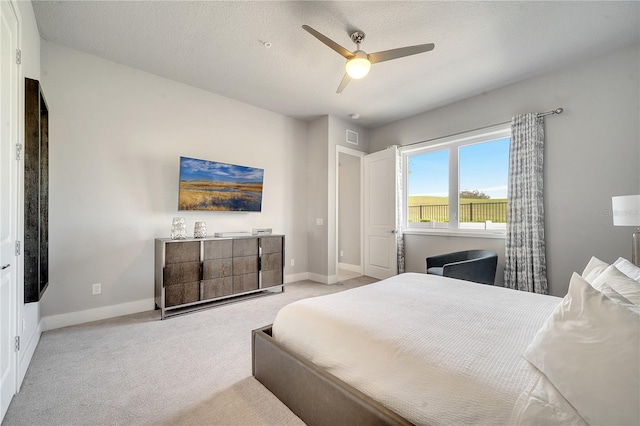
[426,250,498,285]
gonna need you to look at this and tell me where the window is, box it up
[403,124,511,234]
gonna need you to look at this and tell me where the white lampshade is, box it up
[345,51,371,79]
[612,195,640,226]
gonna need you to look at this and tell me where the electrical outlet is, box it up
[340,250,344,257]
[290,259,295,267]
[92,283,101,295]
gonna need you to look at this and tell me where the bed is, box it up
[252,267,640,425]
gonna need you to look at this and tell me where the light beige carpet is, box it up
[2,276,377,426]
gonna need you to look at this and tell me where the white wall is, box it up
[306,116,329,281]
[371,44,640,297]
[13,0,41,387]
[40,41,309,326]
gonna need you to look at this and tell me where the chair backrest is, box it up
[426,249,498,285]
[461,250,498,261]
[433,249,497,262]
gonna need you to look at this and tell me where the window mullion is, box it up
[449,146,459,230]
[402,153,410,229]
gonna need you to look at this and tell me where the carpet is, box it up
[2,276,377,425]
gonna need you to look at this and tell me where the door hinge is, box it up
[16,143,22,161]
[15,336,20,352]
[16,49,21,65]
[15,241,21,256]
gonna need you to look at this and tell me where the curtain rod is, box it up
[537,107,564,118]
[396,107,564,150]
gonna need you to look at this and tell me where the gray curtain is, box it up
[504,113,548,294]
[395,146,405,274]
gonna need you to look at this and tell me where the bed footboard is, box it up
[252,325,412,426]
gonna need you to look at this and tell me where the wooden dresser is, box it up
[155,235,284,319]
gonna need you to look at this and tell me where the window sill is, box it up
[402,229,506,239]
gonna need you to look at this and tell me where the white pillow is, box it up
[581,256,609,282]
[599,282,640,314]
[613,257,640,281]
[598,282,632,304]
[524,273,640,426]
[590,264,640,305]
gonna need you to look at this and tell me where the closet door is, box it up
[1,1,20,416]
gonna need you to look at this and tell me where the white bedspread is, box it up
[272,273,572,425]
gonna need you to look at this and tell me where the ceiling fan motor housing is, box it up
[350,31,366,45]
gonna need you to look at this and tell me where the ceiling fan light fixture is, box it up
[345,51,371,79]
[301,25,434,93]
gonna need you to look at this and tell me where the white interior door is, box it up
[0,0,19,420]
[364,147,397,279]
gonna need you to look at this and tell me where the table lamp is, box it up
[612,195,640,266]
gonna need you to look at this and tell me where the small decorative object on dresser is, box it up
[155,234,284,319]
[252,228,273,235]
[194,221,207,238]
[170,217,187,240]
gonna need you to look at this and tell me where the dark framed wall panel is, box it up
[39,91,49,294]
[24,78,49,303]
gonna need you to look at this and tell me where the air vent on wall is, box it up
[346,129,359,145]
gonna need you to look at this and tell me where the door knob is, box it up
[1,264,10,270]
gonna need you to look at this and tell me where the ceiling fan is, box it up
[302,25,435,93]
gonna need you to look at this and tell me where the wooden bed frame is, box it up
[252,325,413,426]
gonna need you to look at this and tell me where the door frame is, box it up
[335,146,364,278]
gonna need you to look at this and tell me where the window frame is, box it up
[401,124,511,237]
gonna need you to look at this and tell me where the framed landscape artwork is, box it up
[178,156,264,211]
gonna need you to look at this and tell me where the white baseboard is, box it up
[283,272,310,284]
[284,272,338,284]
[307,272,340,285]
[338,262,363,274]
[42,298,155,331]
[41,271,341,331]
[18,320,41,390]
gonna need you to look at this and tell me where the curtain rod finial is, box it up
[554,108,564,114]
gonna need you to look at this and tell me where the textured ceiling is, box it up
[32,1,640,128]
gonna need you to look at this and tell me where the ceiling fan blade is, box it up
[302,25,354,59]
[368,43,435,64]
[336,73,351,94]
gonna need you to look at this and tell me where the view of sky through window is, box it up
[408,150,449,198]
[408,137,510,200]
[459,138,510,199]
